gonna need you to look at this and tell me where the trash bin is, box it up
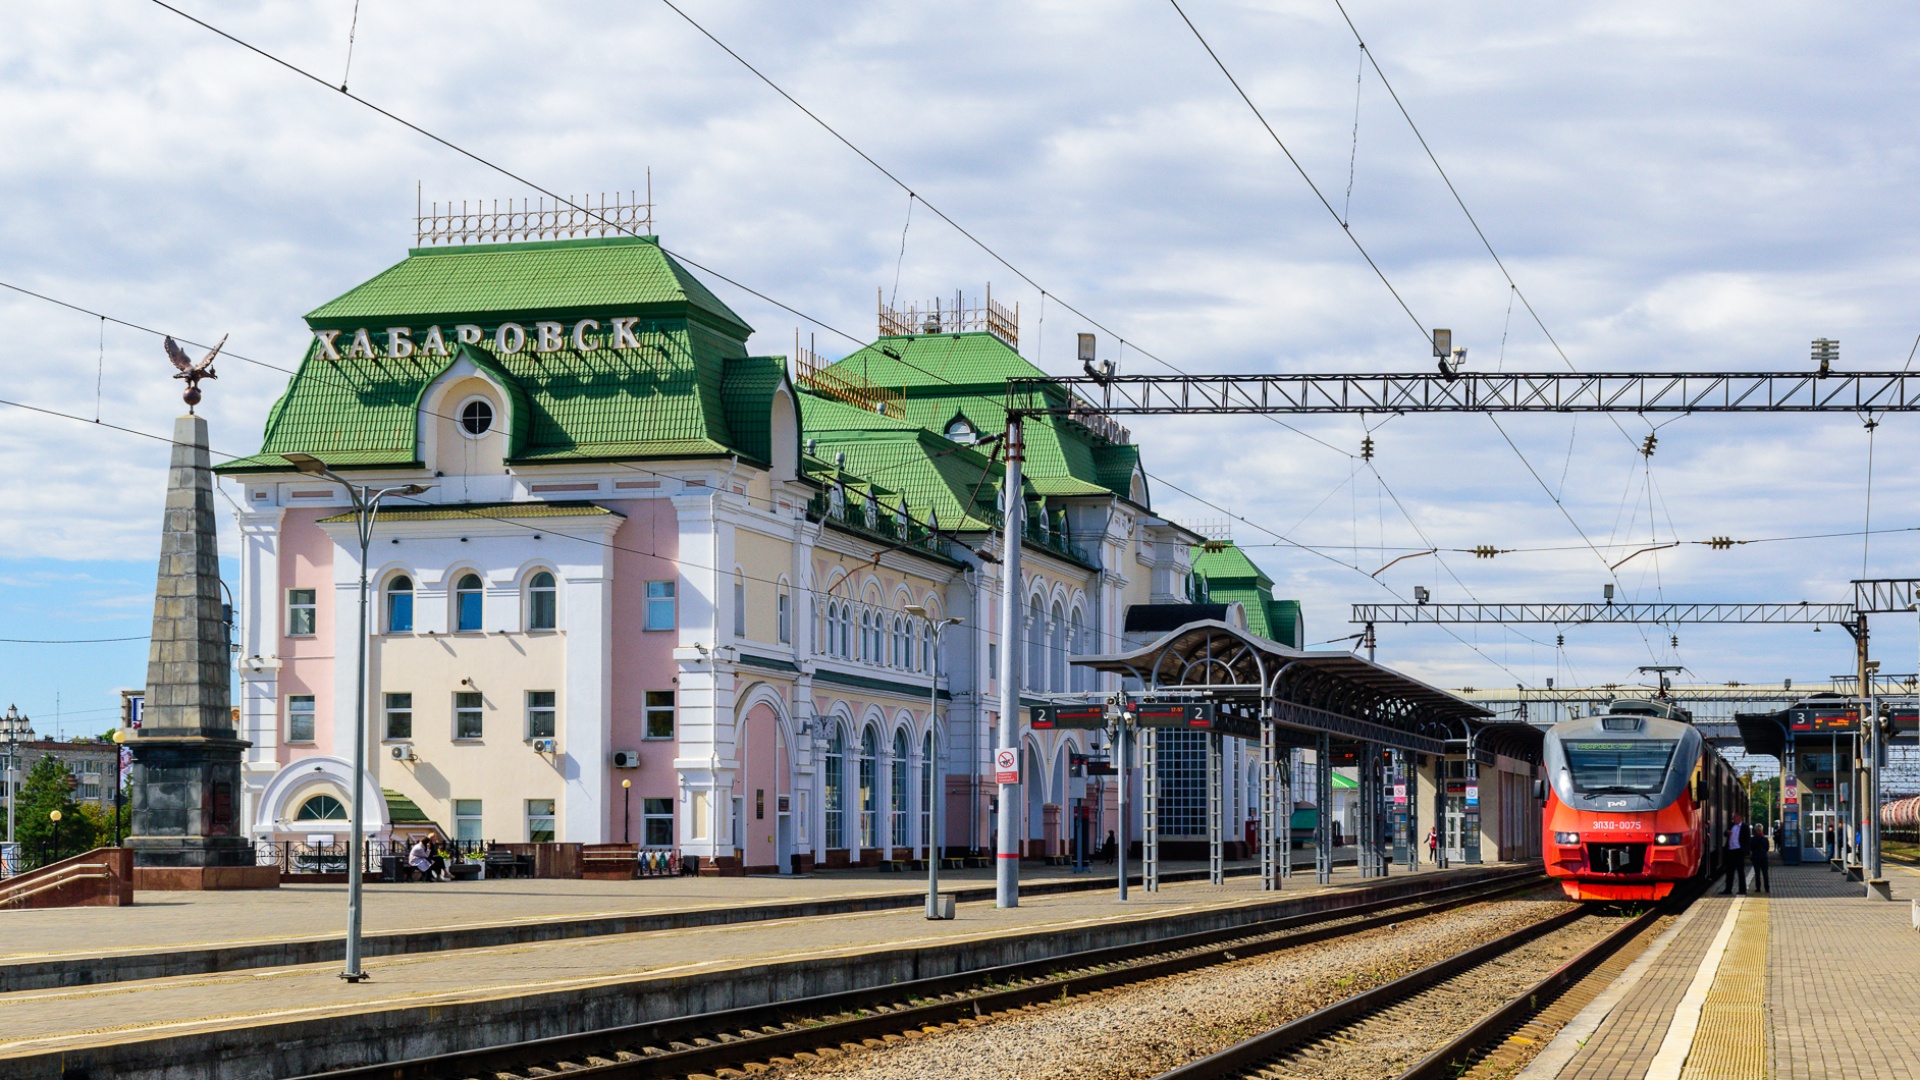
[926,892,955,920]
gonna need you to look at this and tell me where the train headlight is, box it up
[1653,833,1680,845]
[1554,832,1581,845]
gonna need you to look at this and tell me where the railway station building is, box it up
[215,229,1307,872]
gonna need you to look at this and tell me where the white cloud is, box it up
[0,0,1916,691]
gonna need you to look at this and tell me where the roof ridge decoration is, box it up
[415,184,653,248]
[878,285,1017,350]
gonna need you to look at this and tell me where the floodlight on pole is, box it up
[282,453,432,982]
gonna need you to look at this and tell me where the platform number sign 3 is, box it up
[995,747,1020,785]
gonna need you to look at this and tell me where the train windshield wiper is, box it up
[1578,786,1646,796]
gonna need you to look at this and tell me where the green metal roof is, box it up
[319,501,620,523]
[383,789,441,830]
[219,238,798,475]
[1191,541,1305,647]
[813,332,1137,504]
[306,236,750,336]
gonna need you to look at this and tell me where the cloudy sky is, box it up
[2,1,1917,735]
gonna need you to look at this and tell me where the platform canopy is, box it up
[1074,619,1491,755]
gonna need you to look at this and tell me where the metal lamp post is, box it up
[283,453,429,983]
[622,779,633,845]
[3,704,22,857]
[906,606,961,919]
[48,809,61,865]
[111,729,127,845]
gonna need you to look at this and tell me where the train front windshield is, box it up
[1562,740,1678,795]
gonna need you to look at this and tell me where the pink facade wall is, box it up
[276,508,337,769]
[603,498,682,842]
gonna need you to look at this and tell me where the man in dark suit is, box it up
[1719,813,1748,895]
[1748,822,1771,893]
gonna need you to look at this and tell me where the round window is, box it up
[459,398,495,437]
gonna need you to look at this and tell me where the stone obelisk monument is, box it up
[127,338,273,886]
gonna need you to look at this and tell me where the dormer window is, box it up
[459,398,494,437]
[944,417,976,445]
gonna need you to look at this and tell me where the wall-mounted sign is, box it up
[313,317,650,361]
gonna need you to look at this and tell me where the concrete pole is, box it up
[1116,713,1129,901]
[995,418,1024,908]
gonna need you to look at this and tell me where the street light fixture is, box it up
[905,604,962,920]
[111,729,127,846]
[622,779,633,845]
[3,704,24,860]
[284,453,430,983]
[48,809,61,866]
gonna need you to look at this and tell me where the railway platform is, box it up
[0,855,1507,1079]
[1521,861,1920,1080]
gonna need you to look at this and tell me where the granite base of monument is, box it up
[127,728,278,890]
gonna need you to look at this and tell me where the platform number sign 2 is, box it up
[995,747,1020,785]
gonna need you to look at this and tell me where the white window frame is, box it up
[642,797,674,847]
[286,589,317,637]
[454,573,485,633]
[286,694,316,743]
[525,798,556,842]
[383,692,413,741]
[644,580,676,632]
[643,691,675,740]
[453,799,483,842]
[777,590,792,645]
[453,691,484,740]
[456,394,496,439]
[527,570,557,632]
[526,690,557,740]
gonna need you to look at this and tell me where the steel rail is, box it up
[298,870,1545,1080]
[1394,890,1681,1080]
[1156,882,1701,1080]
[1006,371,1920,415]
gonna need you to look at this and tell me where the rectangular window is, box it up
[286,695,316,742]
[526,798,556,842]
[644,691,675,740]
[644,580,676,631]
[526,691,556,739]
[454,799,483,843]
[454,691,484,739]
[777,592,791,644]
[287,589,317,637]
[384,692,413,740]
[733,580,746,637]
[642,798,674,847]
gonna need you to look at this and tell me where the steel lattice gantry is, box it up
[1350,602,1859,626]
[1006,371,1920,415]
[1073,620,1492,890]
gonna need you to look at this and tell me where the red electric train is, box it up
[1542,698,1747,901]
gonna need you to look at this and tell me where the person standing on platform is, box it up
[1749,822,1771,893]
[1426,826,1439,864]
[1719,813,1748,895]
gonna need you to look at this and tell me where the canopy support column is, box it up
[1207,732,1223,885]
[1315,733,1333,885]
[1143,728,1159,892]
[1260,713,1279,890]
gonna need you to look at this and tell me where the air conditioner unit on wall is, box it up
[390,745,414,761]
[612,749,640,769]
[533,739,557,755]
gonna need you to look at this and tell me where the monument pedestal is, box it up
[129,414,278,890]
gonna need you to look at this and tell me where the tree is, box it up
[14,756,98,866]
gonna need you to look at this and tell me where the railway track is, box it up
[299,870,1544,1080]
[1154,881,1699,1080]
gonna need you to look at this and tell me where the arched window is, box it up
[891,728,910,848]
[385,575,413,633]
[859,610,872,662]
[527,571,557,631]
[892,616,906,668]
[944,417,976,445]
[294,793,347,821]
[455,573,484,632]
[1049,601,1067,693]
[922,624,933,674]
[859,725,878,849]
[1026,597,1045,690]
[824,726,846,849]
[922,728,935,856]
[1070,610,1089,691]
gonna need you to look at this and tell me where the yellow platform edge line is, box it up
[1679,895,1770,1080]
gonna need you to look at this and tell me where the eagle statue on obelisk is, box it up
[163,334,225,411]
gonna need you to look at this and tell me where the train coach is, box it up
[1541,698,1747,901]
